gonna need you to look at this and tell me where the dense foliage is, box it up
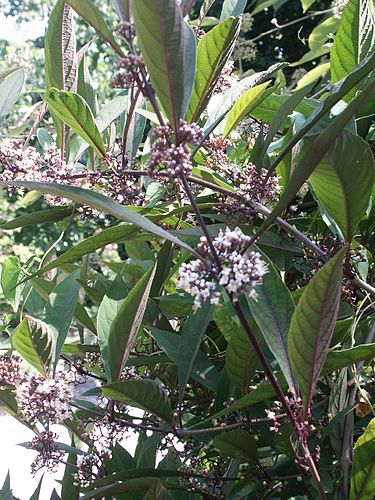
[0,0,374,498]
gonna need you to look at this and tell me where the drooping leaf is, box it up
[12,316,55,377]
[45,88,107,157]
[220,0,247,20]
[106,265,156,381]
[177,302,214,401]
[0,206,75,230]
[0,182,199,258]
[350,417,375,500]
[186,17,241,123]
[102,379,173,423]
[223,81,272,137]
[0,68,25,120]
[310,129,374,242]
[1,256,23,311]
[64,0,124,55]
[288,249,345,414]
[331,0,375,101]
[214,429,258,459]
[43,270,81,368]
[97,273,129,380]
[133,0,196,131]
[247,252,296,390]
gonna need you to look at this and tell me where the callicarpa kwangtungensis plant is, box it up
[0,0,374,499]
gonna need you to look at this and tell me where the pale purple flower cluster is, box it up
[30,431,63,475]
[213,60,238,95]
[147,120,204,181]
[75,417,126,487]
[0,354,23,386]
[0,139,142,209]
[178,227,268,309]
[232,163,280,203]
[16,372,75,425]
[205,137,231,166]
[117,21,136,42]
[110,53,143,89]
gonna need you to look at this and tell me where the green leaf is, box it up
[301,0,317,12]
[257,75,375,237]
[102,379,173,423]
[0,207,75,230]
[324,343,375,373]
[106,265,156,381]
[214,429,258,459]
[187,17,241,123]
[77,52,97,114]
[64,0,124,56]
[29,477,43,500]
[45,88,107,157]
[177,302,214,401]
[247,252,296,390]
[12,316,54,377]
[30,276,97,335]
[223,81,272,137]
[310,130,374,243]
[0,182,198,258]
[294,62,330,91]
[143,483,173,500]
[82,479,182,500]
[226,324,257,393]
[350,417,375,500]
[133,0,196,130]
[0,67,25,120]
[220,0,247,20]
[97,273,129,381]
[61,443,79,500]
[1,256,23,311]
[331,0,375,101]
[288,249,345,414]
[112,0,130,21]
[43,270,81,368]
[149,327,220,391]
[45,1,77,91]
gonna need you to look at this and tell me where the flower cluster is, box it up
[332,0,349,18]
[30,431,64,475]
[178,227,268,309]
[117,21,136,42]
[75,417,126,487]
[110,53,144,89]
[205,137,231,166]
[16,372,75,425]
[0,354,23,386]
[213,60,238,95]
[0,139,142,209]
[147,120,204,181]
[232,163,280,202]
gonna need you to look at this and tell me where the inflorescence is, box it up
[178,227,268,309]
[147,120,204,181]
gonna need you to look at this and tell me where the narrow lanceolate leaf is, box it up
[220,0,247,20]
[310,130,374,242]
[0,206,75,230]
[12,316,55,377]
[247,252,296,390]
[102,379,173,423]
[223,81,272,137]
[0,67,25,120]
[45,88,107,157]
[97,274,129,381]
[45,0,77,92]
[331,0,375,101]
[64,0,124,56]
[288,248,345,415]
[0,182,199,258]
[107,265,156,381]
[187,17,241,123]
[133,0,196,131]
[177,302,214,401]
[44,270,81,368]
[350,418,375,500]
[256,76,375,237]
[323,343,375,374]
